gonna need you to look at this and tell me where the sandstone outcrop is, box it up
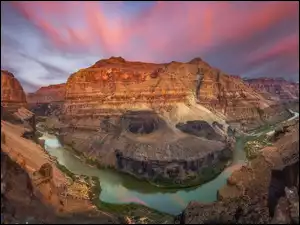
[244,78,299,102]
[0,149,123,224]
[1,70,27,112]
[1,118,123,224]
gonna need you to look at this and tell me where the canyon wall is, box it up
[244,78,299,102]
[1,70,28,112]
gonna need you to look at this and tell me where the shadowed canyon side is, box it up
[1,70,28,112]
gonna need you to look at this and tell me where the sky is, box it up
[1,1,299,92]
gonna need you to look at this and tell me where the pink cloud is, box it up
[10,1,299,75]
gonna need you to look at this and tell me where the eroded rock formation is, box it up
[1,70,27,112]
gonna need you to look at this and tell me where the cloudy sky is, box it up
[1,1,299,92]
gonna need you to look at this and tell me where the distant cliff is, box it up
[244,78,299,102]
[27,83,66,104]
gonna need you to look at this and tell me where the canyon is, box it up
[21,56,298,188]
[1,56,299,223]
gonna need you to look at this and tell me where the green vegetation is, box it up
[244,134,272,160]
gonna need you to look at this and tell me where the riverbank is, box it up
[56,153,173,223]
[39,133,174,222]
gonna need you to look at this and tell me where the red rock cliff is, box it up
[63,57,273,123]
[1,70,27,112]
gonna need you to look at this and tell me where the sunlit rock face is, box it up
[1,70,27,112]
[27,83,66,104]
[62,56,278,124]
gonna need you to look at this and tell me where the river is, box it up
[39,110,298,215]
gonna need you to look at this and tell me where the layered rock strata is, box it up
[1,70,27,112]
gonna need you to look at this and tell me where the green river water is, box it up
[39,111,298,215]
